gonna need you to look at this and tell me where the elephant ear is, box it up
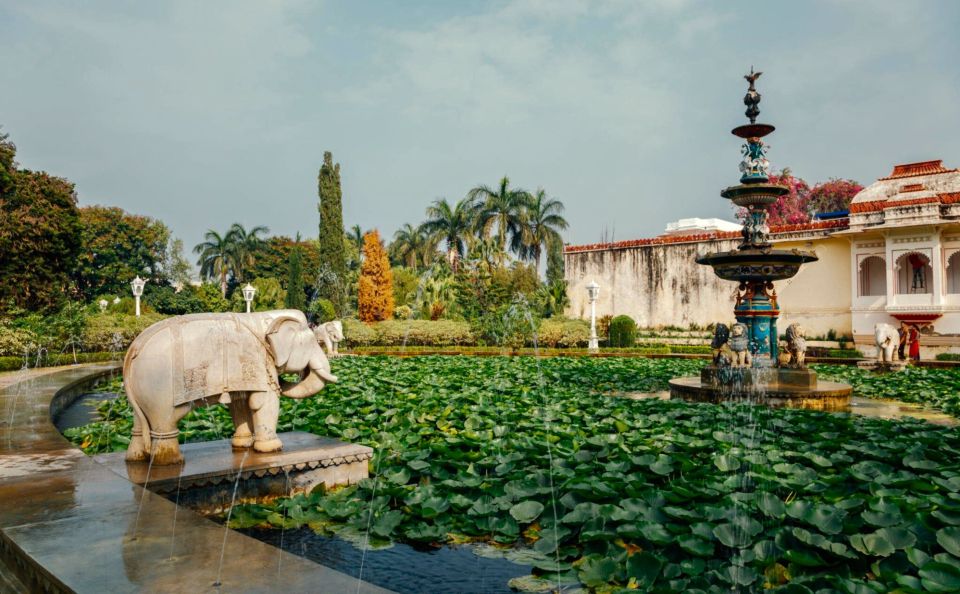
[266,315,311,370]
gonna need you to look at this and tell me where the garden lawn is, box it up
[67,356,960,593]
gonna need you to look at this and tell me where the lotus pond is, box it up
[65,357,960,593]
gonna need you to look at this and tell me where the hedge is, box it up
[0,351,122,372]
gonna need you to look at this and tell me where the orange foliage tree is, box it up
[357,229,394,322]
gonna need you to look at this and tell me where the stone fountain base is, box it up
[668,365,852,411]
[96,431,372,514]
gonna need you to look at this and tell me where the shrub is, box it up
[307,298,336,323]
[0,322,36,356]
[374,320,474,347]
[144,285,205,315]
[341,318,377,347]
[537,318,590,348]
[195,283,230,312]
[608,315,637,348]
[936,353,960,362]
[393,305,414,320]
[82,312,167,351]
[597,315,613,340]
[230,277,286,312]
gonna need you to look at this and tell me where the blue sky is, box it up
[2,0,959,253]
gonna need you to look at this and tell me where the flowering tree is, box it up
[765,169,812,225]
[807,179,863,215]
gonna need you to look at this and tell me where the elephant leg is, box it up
[147,404,192,466]
[229,393,255,449]
[125,403,149,462]
[248,391,282,453]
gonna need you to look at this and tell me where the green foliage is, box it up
[73,205,171,300]
[195,283,230,313]
[608,315,638,347]
[143,284,204,315]
[545,237,565,287]
[317,151,347,314]
[307,298,336,324]
[536,318,589,348]
[0,132,82,311]
[248,237,321,288]
[341,318,377,346]
[369,320,474,347]
[82,312,167,351]
[391,266,419,307]
[284,242,305,310]
[0,351,121,371]
[66,356,960,593]
[393,305,413,320]
[936,353,960,362]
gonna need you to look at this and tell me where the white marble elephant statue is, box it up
[874,322,899,362]
[123,310,337,465]
[314,320,344,357]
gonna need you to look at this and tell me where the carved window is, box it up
[947,252,960,294]
[895,252,932,295]
[858,256,886,297]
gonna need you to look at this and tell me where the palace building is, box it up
[564,160,960,356]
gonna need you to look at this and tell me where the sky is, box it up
[2,0,959,255]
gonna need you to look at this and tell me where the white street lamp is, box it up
[587,280,600,352]
[98,299,108,312]
[242,283,256,313]
[130,276,146,317]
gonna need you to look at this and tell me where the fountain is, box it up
[668,69,852,409]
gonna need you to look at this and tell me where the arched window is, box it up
[947,252,960,294]
[858,256,886,297]
[896,252,932,295]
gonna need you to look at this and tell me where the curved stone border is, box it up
[0,364,392,593]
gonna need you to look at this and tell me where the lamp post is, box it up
[242,283,256,313]
[131,276,146,317]
[587,280,600,352]
[98,299,108,312]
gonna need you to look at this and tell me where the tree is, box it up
[357,230,394,322]
[0,131,82,311]
[317,151,347,313]
[765,169,812,226]
[517,188,568,271]
[166,238,193,290]
[808,179,863,215]
[545,237,565,286]
[227,223,269,282]
[73,206,171,300]
[468,176,530,254]
[391,223,435,271]
[248,236,321,286]
[421,196,480,272]
[285,234,305,310]
[230,277,286,312]
[194,229,236,297]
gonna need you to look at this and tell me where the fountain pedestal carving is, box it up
[668,69,851,406]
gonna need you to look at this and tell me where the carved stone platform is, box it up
[95,432,372,514]
[857,360,909,373]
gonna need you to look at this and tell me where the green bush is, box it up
[82,312,167,352]
[0,351,121,372]
[341,318,377,347]
[607,315,637,348]
[936,353,960,362]
[144,285,205,315]
[393,305,414,320]
[373,320,475,346]
[537,318,590,348]
[307,298,336,323]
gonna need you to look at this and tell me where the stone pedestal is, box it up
[857,360,909,373]
[95,431,372,514]
[700,365,817,388]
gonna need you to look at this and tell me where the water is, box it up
[240,528,531,594]
[53,392,118,433]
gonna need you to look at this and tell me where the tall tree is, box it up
[517,188,568,271]
[285,234,306,310]
[193,229,236,297]
[248,236,321,284]
[317,151,347,313]
[421,197,479,272]
[357,230,394,322]
[73,206,171,300]
[545,236,566,287]
[468,176,530,253]
[166,238,193,290]
[391,223,435,271]
[227,223,269,282]
[0,131,82,311]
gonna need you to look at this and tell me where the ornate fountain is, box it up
[668,69,852,409]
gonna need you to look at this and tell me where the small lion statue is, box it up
[784,323,807,368]
[711,323,732,365]
[313,320,344,357]
[729,323,751,367]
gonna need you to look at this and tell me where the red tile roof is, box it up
[564,219,848,254]
[879,160,957,180]
[849,193,960,214]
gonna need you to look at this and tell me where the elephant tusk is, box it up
[317,368,338,384]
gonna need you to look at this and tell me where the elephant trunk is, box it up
[280,352,338,399]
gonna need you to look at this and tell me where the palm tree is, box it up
[468,176,531,254]
[348,224,364,253]
[227,223,269,282]
[391,223,435,271]
[194,230,237,297]
[517,188,568,271]
[421,197,480,272]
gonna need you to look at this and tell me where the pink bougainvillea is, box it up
[807,179,864,215]
[734,170,863,225]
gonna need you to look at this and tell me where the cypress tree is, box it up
[545,237,565,286]
[285,235,305,310]
[357,230,394,322]
[317,151,347,313]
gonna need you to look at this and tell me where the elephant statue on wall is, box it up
[314,320,344,357]
[123,310,337,465]
[874,322,899,362]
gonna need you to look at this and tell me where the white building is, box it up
[564,159,960,357]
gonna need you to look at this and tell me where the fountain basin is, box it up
[696,248,818,282]
[668,374,852,410]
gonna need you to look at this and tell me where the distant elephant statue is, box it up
[784,323,807,368]
[874,322,899,362]
[123,310,337,465]
[729,323,751,367]
[314,320,344,357]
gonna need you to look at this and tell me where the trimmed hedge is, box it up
[341,318,590,349]
[0,351,121,372]
[936,353,960,362]
[608,315,637,348]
